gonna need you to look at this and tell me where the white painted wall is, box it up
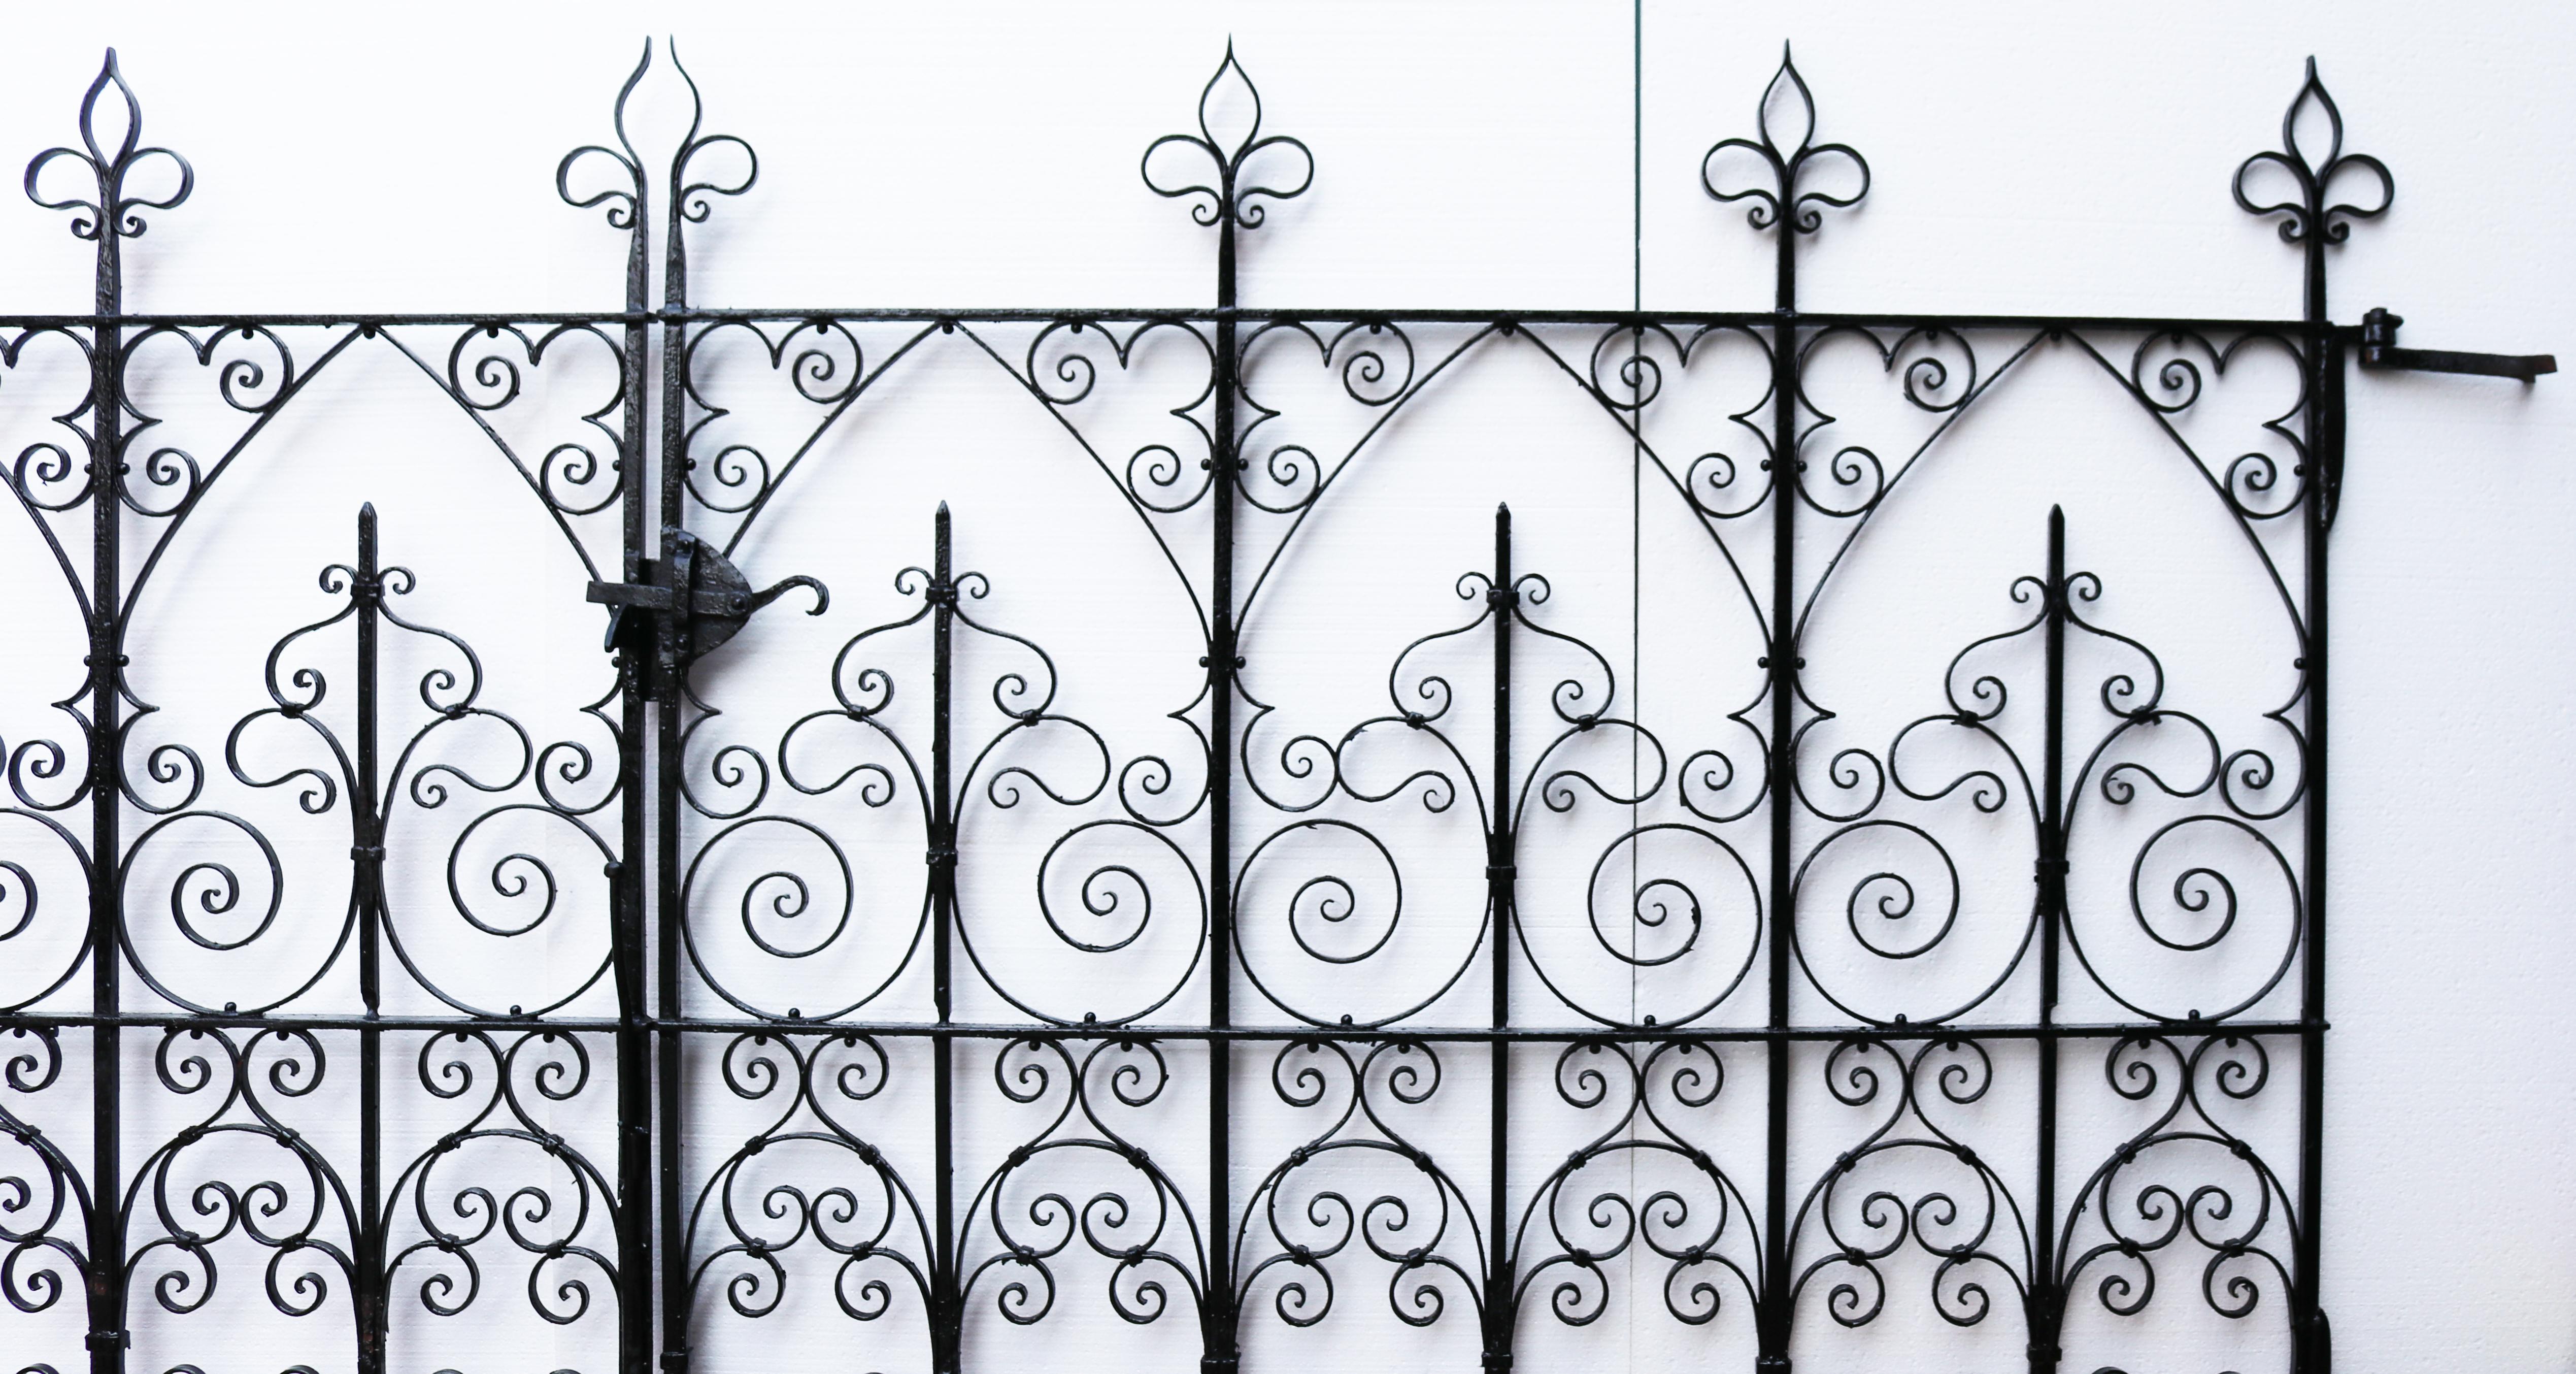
[0,2,2567,1372]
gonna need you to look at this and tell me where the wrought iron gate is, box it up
[0,38,2551,1374]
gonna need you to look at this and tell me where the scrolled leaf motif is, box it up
[1512,1043,1763,1333]
[1236,1041,1479,1333]
[0,1027,83,1312]
[1701,45,1868,236]
[1783,1040,2032,1334]
[2059,1037,2295,1327]
[953,1041,1208,1333]
[2232,58,2393,245]
[685,1034,931,1329]
[24,49,193,243]
[1142,44,1314,230]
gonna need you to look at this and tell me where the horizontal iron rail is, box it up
[0,1011,2323,1041]
[0,308,2335,332]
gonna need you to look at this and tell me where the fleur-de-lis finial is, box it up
[554,40,757,234]
[1141,43,1314,230]
[2232,57,2393,246]
[24,48,194,242]
[556,40,653,231]
[556,39,756,307]
[665,40,757,230]
[1700,44,1868,238]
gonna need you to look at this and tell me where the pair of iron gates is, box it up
[0,37,2552,1374]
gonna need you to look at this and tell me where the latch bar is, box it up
[583,532,828,668]
[584,568,776,618]
[2360,307,2556,381]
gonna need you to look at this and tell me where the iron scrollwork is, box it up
[0,30,2551,1374]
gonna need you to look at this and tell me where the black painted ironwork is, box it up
[0,37,2551,1374]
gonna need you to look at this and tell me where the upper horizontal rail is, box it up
[0,307,2333,334]
[0,1010,2322,1042]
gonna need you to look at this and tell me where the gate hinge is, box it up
[2358,307,2555,381]
[587,531,827,690]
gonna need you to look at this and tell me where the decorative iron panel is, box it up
[0,38,2552,1374]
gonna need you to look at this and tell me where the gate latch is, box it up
[2359,307,2556,381]
[586,530,828,689]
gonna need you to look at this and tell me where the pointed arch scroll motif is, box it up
[0,38,2548,1374]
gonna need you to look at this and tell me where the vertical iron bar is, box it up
[353,506,388,1374]
[1757,219,1798,1374]
[1483,505,1515,1373]
[2292,228,2337,1374]
[929,504,961,1374]
[1202,159,1241,1374]
[653,161,693,1374]
[2029,507,2067,1374]
[610,122,657,1374]
[83,146,127,1374]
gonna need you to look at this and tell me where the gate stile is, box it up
[0,37,2551,1374]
